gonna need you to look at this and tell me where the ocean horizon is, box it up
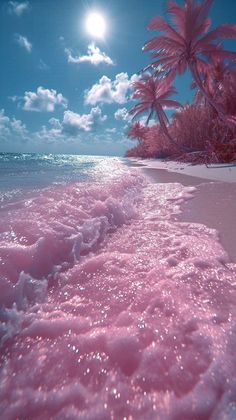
[0,152,129,204]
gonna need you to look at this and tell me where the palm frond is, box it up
[167,1,185,36]
[129,102,150,116]
[143,36,183,52]
[196,0,213,24]
[197,24,236,47]
[148,16,184,43]
[161,99,183,109]
[204,50,236,60]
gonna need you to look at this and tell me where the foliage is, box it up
[125,123,173,158]
[130,74,183,149]
[143,0,236,119]
[126,0,236,164]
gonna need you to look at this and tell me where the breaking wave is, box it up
[1,158,236,419]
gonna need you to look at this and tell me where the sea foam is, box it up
[0,159,236,419]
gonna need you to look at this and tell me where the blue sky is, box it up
[0,0,236,156]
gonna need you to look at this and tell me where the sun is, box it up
[85,12,106,39]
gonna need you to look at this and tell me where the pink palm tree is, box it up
[143,0,236,119]
[128,121,149,143]
[193,57,236,110]
[130,74,183,149]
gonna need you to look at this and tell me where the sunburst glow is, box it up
[85,12,106,39]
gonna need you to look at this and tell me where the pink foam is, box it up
[1,161,236,419]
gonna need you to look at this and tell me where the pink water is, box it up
[1,160,236,419]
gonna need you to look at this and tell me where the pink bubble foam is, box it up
[1,161,236,419]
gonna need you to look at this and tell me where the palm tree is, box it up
[193,56,236,110]
[130,74,183,149]
[143,0,236,119]
[128,121,149,143]
[127,122,150,157]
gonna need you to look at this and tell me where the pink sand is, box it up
[1,160,236,419]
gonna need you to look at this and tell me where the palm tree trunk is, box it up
[156,106,192,152]
[190,62,231,122]
[146,107,154,125]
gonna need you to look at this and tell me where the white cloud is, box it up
[62,107,107,135]
[85,73,139,105]
[14,34,32,52]
[0,110,128,155]
[0,110,10,137]
[0,109,10,125]
[0,109,28,141]
[11,118,27,134]
[65,43,114,66]
[8,1,30,16]
[23,87,68,112]
[35,125,63,145]
[38,108,107,145]
[114,107,131,122]
[49,117,61,129]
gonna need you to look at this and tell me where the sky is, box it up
[0,0,236,156]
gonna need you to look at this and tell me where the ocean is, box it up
[0,153,123,204]
[1,153,236,419]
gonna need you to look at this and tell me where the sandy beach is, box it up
[128,159,236,262]
[131,159,236,183]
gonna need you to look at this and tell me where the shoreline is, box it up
[127,158,236,262]
[1,155,236,418]
[127,158,236,184]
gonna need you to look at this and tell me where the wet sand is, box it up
[128,161,236,262]
[129,158,236,183]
